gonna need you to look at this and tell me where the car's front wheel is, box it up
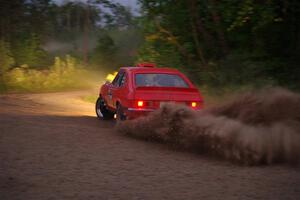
[95,97,114,120]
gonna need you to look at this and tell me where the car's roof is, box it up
[120,66,182,74]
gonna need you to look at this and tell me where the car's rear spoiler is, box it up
[135,86,199,92]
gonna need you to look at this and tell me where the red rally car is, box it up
[96,63,203,120]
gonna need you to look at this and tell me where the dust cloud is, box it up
[117,88,300,165]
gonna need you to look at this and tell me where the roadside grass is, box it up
[82,95,98,104]
[1,56,97,93]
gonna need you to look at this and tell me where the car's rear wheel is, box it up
[116,103,126,121]
[96,97,114,120]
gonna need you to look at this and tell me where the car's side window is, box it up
[112,71,123,86]
[112,73,120,86]
[119,73,126,87]
[112,71,126,87]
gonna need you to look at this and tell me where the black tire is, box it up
[116,103,127,121]
[95,97,114,120]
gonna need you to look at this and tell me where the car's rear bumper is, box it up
[124,105,202,120]
[127,108,156,112]
[125,108,156,119]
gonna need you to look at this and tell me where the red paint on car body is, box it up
[99,63,204,119]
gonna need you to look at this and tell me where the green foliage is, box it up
[137,0,300,90]
[137,39,183,68]
[0,40,14,73]
[0,0,143,93]
[4,55,92,92]
[204,51,276,87]
[13,34,49,68]
[90,27,143,71]
[1,0,299,93]
[90,33,117,69]
[0,40,15,92]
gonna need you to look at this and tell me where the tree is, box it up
[0,40,14,90]
[0,40,14,72]
[137,0,300,89]
[13,34,48,68]
[0,0,26,41]
[90,33,117,69]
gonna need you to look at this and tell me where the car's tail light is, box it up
[191,102,197,108]
[137,100,144,107]
[188,101,203,109]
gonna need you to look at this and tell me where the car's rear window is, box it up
[135,73,189,88]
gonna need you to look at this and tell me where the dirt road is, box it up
[0,91,299,200]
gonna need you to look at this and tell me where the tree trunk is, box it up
[210,0,229,56]
[189,18,207,67]
[187,0,214,48]
[67,10,71,31]
[83,4,89,67]
[77,7,81,32]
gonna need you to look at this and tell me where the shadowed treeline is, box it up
[1,0,300,94]
[0,0,141,93]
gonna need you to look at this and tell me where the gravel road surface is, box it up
[0,91,299,200]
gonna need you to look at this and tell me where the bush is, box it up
[0,40,15,92]
[4,55,92,92]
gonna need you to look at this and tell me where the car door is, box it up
[107,70,126,109]
[107,71,122,108]
[112,71,128,108]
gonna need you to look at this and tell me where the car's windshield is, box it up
[135,73,189,88]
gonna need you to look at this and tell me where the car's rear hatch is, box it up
[133,86,203,109]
